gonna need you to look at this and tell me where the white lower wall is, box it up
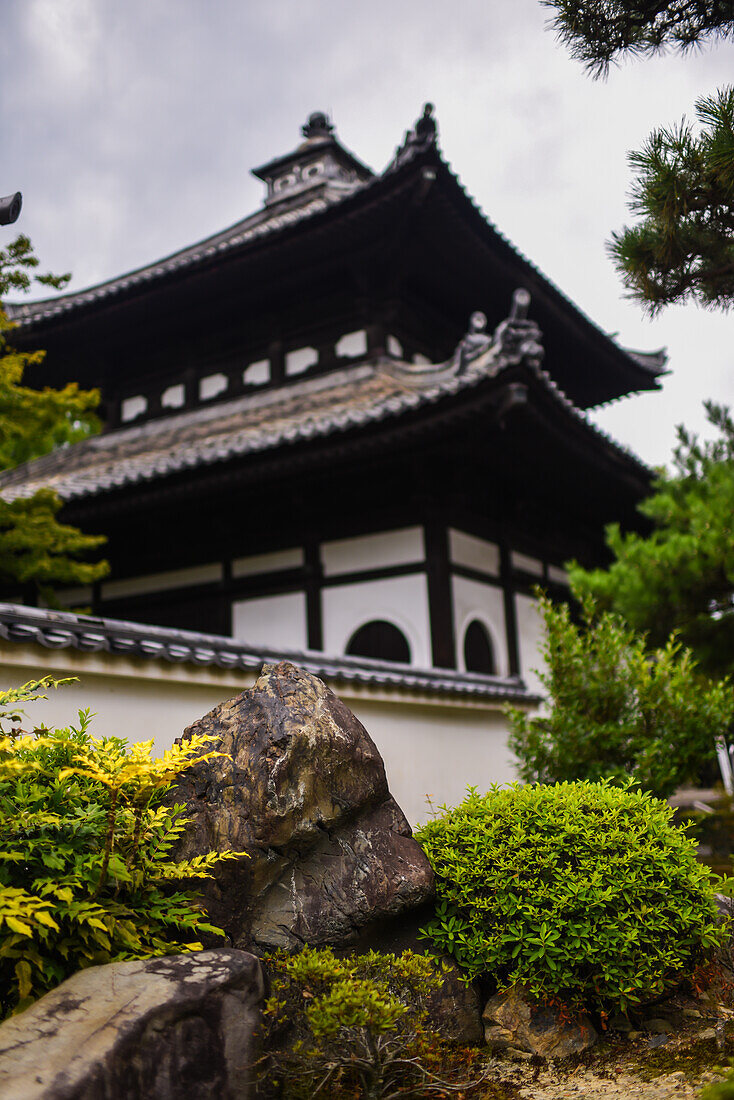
[0,644,525,827]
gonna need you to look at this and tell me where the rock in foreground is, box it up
[0,950,264,1100]
[483,984,597,1058]
[172,662,434,950]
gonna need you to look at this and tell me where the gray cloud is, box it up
[3,0,733,465]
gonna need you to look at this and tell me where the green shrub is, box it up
[0,679,242,1017]
[507,595,734,797]
[260,946,485,1099]
[415,781,724,1015]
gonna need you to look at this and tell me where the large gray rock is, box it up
[0,950,264,1100]
[483,984,597,1059]
[172,662,434,950]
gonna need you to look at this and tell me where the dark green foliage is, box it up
[609,87,734,313]
[571,402,734,678]
[0,235,107,591]
[543,1,734,77]
[506,594,734,796]
[416,782,724,1015]
[0,680,242,1018]
[543,3,734,311]
[260,946,485,1098]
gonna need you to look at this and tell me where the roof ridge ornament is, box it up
[392,103,439,168]
[452,289,544,373]
[301,111,335,140]
[493,289,544,365]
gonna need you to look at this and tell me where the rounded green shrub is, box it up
[415,781,724,1015]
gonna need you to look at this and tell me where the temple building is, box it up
[0,107,664,821]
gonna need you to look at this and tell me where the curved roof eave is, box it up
[7,132,663,396]
[0,337,650,508]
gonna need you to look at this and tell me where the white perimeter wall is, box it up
[0,645,525,826]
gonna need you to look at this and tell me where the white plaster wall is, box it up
[244,360,270,385]
[285,347,318,375]
[322,573,431,666]
[102,563,223,601]
[353,699,519,824]
[0,648,522,827]
[451,575,508,675]
[515,592,547,695]
[121,395,147,422]
[0,653,254,757]
[511,551,543,577]
[162,383,185,409]
[199,373,228,401]
[548,565,569,586]
[321,528,424,577]
[232,591,307,650]
[232,547,303,578]
[449,529,499,576]
[335,330,367,358]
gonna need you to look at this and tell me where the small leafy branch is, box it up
[260,947,488,1099]
[0,679,244,1017]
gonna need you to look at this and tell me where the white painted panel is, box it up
[322,574,431,667]
[386,335,403,358]
[102,563,223,601]
[244,360,270,385]
[199,372,228,400]
[511,551,544,577]
[449,529,500,576]
[515,592,546,695]
[232,547,304,578]
[548,565,569,585]
[285,346,318,375]
[232,591,307,651]
[452,575,508,675]
[322,528,424,577]
[335,330,368,358]
[121,395,147,422]
[161,383,185,409]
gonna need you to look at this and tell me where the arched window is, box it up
[463,619,496,675]
[346,620,411,665]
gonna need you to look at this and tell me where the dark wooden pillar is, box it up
[500,543,520,676]
[269,340,285,385]
[304,540,323,651]
[425,521,456,670]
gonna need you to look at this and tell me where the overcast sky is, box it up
[3,0,733,467]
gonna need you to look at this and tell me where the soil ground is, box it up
[466,985,734,1099]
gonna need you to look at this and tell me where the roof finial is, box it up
[414,102,437,144]
[302,111,334,139]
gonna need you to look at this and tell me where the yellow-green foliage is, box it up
[0,679,243,1017]
[261,946,471,1099]
[416,781,725,1016]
